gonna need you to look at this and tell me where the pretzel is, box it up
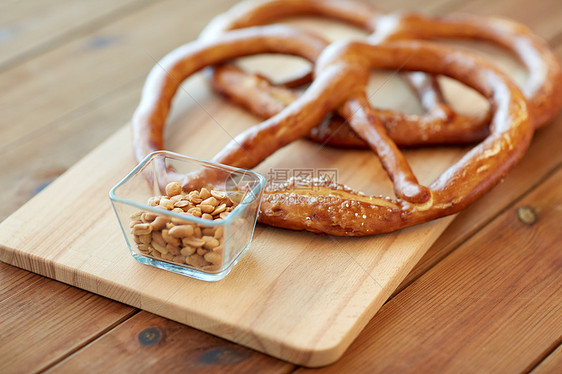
[202,0,561,147]
[132,24,533,236]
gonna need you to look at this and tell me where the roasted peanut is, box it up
[186,254,205,267]
[187,207,202,217]
[211,204,226,216]
[202,227,215,236]
[180,246,196,256]
[166,243,181,256]
[202,236,220,250]
[151,231,166,247]
[130,211,143,221]
[214,227,224,239]
[161,229,181,247]
[152,240,167,254]
[162,252,174,261]
[210,190,227,200]
[165,182,182,197]
[174,200,190,208]
[151,215,169,230]
[138,234,152,244]
[133,223,152,236]
[197,247,208,256]
[201,197,218,207]
[182,237,205,248]
[147,196,160,206]
[142,212,158,223]
[159,198,174,210]
[204,251,222,265]
[169,225,194,238]
[199,204,215,214]
[193,226,202,238]
[199,188,211,200]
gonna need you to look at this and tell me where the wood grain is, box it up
[0,263,135,374]
[1,0,561,371]
[296,166,562,373]
[0,0,153,70]
[531,344,562,374]
[47,311,294,374]
[0,0,234,151]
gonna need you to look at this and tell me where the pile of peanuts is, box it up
[129,182,238,271]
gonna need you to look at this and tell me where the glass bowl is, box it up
[109,151,265,281]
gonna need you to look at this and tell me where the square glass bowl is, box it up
[110,151,265,281]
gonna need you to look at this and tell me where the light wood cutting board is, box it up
[0,22,505,366]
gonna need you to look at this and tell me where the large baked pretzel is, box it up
[201,0,561,147]
[132,25,533,236]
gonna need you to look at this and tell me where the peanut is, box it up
[199,204,215,214]
[142,212,158,223]
[210,190,227,200]
[169,225,194,238]
[204,251,222,265]
[159,198,174,210]
[181,246,196,256]
[201,197,218,207]
[151,215,169,231]
[165,182,182,197]
[202,236,220,250]
[172,255,186,264]
[187,207,202,217]
[186,254,205,267]
[211,204,226,216]
[183,237,205,248]
[132,223,152,236]
[199,188,211,200]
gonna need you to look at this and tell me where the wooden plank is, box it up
[47,311,294,373]
[0,83,143,222]
[531,344,562,374]
[0,0,153,70]
[0,262,135,374]
[296,166,562,373]
[0,0,234,151]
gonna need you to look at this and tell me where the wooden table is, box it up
[1,0,561,372]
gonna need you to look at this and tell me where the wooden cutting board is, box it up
[0,28,492,366]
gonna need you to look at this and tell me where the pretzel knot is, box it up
[132,24,535,236]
